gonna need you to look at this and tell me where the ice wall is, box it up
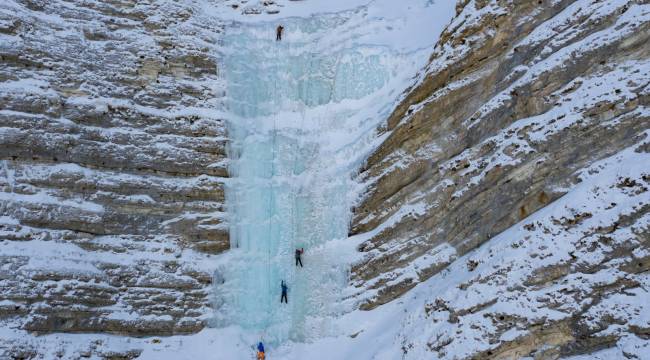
[214,0,456,346]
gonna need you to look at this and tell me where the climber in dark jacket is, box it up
[276,25,284,41]
[280,280,288,303]
[295,248,304,267]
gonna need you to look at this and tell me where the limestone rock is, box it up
[350,0,650,358]
[352,0,650,310]
[0,0,227,345]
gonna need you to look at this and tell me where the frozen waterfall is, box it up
[213,4,446,346]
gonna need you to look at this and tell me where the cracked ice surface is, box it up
[213,1,456,345]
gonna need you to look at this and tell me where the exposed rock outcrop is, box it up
[0,0,226,351]
[352,0,649,308]
[351,0,650,358]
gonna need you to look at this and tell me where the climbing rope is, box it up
[263,23,280,337]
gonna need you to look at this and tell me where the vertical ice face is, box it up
[214,2,451,344]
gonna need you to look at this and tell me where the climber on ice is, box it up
[280,280,288,303]
[276,25,284,41]
[295,248,304,267]
[257,342,265,360]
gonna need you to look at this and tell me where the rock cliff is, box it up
[0,0,226,355]
[350,0,650,358]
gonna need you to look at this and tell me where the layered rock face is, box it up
[0,0,226,353]
[351,0,650,358]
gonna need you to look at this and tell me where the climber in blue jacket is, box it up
[257,342,265,359]
[280,280,288,303]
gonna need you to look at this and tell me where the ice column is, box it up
[216,16,394,344]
